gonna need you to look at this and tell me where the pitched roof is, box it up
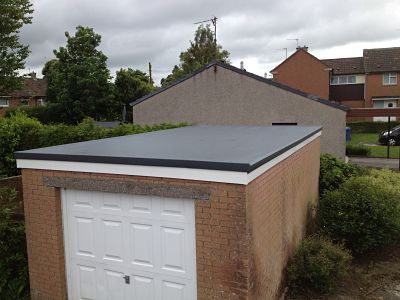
[9,78,47,98]
[363,47,400,73]
[321,57,364,75]
[270,48,328,73]
[130,60,348,111]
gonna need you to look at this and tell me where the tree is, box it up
[44,26,118,123]
[0,0,33,94]
[114,68,155,122]
[161,24,230,87]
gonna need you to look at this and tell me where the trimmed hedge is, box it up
[317,171,400,255]
[287,236,352,295]
[347,121,400,134]
[345,144,371,156]
[0,112,187,177]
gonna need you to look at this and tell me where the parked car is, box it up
[379,125,400,146]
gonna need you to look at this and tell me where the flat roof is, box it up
[15,125,321,173]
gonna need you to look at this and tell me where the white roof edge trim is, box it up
[16,132,321,185]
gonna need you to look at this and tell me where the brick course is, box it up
[21,137,320,300]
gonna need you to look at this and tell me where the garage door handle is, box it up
[123,275,130,284]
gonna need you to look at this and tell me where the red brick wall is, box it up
[272,50,330,100]
[246,138,320,299]
[21,170,249,300]
[365,73,400,107]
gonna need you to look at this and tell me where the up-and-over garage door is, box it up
[62,189,197,300]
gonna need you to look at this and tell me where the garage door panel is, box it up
[160,226,186,275]
[129,222,155,269]
[69,190,96,210]
[103,269,126,300]
[131,275,155,300]
[160,197,194,223]
[100,192,124,212]
[72,215,96,259]
[75,264,97,300]
[100,218,124,263]
[161,280,186,300]
[129,195,154,215]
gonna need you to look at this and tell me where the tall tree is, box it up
[45,26,118,123]
[161,24,230,87]
[0,0,33,93]
[114,68,155,122]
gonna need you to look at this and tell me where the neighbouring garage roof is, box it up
[129,61,348,112]
[15,125,321,173]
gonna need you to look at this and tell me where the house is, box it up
[131,61,347,158]
[16,124,321,300]
[0,72,46,116]
[271,46,400,120]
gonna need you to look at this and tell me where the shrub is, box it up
[319,154,365,195]
[287,236,352,295]
[317,173,400,255]
[0,190,29,300]
[345,144,371,156]
[347,121,400,134]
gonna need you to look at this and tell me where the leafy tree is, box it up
[0,0,33,94]
[161,24,230,87]
[114,68,155,122]
[44,26,119,123]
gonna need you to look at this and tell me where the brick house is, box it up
[0,72,47,116]
[271,47,400,120]
[16,125,321,300]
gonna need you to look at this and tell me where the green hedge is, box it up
[287,236,352,295]
[0,190,29,300]
[347,121,400,134]
[345,144,371,156]
[317,170,400,255]
[0,113,187,177]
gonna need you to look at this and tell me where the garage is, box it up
[16,125,321,300]
[62,190,196,300]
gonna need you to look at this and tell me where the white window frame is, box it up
[383,73,397,85]
[330,75,357,85]
[0,97,10,107]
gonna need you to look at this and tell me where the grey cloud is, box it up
[19,0,400,83]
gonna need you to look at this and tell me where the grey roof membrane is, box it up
[15,125,321,173]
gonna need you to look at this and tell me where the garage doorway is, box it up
[61,189,197,300]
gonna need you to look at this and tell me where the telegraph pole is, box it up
[194,16,218,59]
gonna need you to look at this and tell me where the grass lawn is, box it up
[347,133,400,158]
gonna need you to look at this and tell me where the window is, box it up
[330,75,357,85]
[0,98,10,107]
[20,98,29,106]
[383,73,397,85]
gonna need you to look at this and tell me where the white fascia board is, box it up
[17,132,321,185]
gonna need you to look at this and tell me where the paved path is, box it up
[349,157,400,170]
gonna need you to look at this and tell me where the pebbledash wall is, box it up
[20,138,320,300]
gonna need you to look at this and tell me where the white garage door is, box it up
[61,189,197,300]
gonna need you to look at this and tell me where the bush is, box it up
[287,236,352,295]
[345,144,371,156]
[317,173,400,255]
[347,121,400,134]
[0,112,188,177]
[0,190,29,300]
[319,154,365,195]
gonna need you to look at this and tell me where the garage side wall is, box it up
[21,170,249,300]
[132,66,346,158]
[246,138,320,299]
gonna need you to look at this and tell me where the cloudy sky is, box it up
[20,0,400,84]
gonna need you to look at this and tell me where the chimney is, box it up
[296,45,309,52]
[240,61,244,70]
